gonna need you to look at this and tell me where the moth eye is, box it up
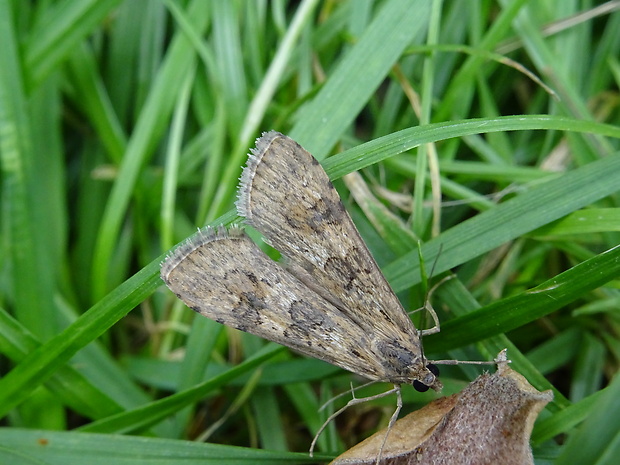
[427,363,440,376]
[413,380,430,392]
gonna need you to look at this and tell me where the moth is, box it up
[161,131,442,455]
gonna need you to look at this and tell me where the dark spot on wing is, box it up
[324,255,357,290]
[288,300,330,330]
[233,292,268,328]
[286,215,303,229]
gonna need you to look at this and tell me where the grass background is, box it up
[1,0,619,464]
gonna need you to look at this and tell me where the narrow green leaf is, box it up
[555,371,620,465]
[290,0,432,158]
[0,428,323,464]
[425,244,620,351]
[77,345,283,434]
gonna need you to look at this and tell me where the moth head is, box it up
[412,363,442,392]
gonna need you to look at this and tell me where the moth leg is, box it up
[409,275,453,336]
[375,384,402,465]
[417,301,440,336]
[318,379,378,412]
[309,384,401,458]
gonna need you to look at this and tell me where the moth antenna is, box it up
[431,350,511,366]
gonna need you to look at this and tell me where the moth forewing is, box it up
[236,131,440,390]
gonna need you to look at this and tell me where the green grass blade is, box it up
[555,370,620,465]
[0,428,323,464]
[76,344,283,434]
[0,263,161,417]
[383,150,620,292]
[425,244,620,351]
[290,0,432,158]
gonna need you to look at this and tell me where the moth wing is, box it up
[236,132,421,352]
[161,226,387,380]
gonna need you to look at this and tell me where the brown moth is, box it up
[161,131,442,457]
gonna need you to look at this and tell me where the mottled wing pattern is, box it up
[236,132,421,353]
[161,226,388,380]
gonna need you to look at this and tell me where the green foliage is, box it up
[0,0,618,463]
